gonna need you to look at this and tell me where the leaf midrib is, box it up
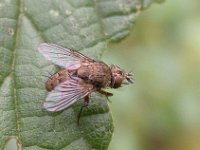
[11,0,23,142]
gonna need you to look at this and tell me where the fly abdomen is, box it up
[45,69,69,91]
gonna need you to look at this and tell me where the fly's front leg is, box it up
[98,89,113,102]
[98,89,113,97]
[77,95,89,125]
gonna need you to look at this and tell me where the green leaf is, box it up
[0,0,164,149]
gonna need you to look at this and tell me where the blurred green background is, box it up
[103,0,200,150]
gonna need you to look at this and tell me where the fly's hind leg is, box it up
[98,89,113,103]
[77,95,89,125]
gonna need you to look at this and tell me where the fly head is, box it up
[110,65,134,88]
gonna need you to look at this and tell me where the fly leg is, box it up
[98,89,113,103]
[77,95,89,125]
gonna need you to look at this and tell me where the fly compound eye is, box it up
[112,76,123,88]
[117,70,123,75]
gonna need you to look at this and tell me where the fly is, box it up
[38,43,134,123]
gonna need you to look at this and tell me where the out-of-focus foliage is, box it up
[104,0,200,150]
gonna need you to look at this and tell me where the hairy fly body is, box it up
[38,43,134,123]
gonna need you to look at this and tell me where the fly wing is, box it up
[43,76,95,112]
[38,43,94,69]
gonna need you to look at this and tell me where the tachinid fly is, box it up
[38,43,134,123]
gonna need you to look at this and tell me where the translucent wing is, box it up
[38,43,93,69]
[43,76,95,112]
